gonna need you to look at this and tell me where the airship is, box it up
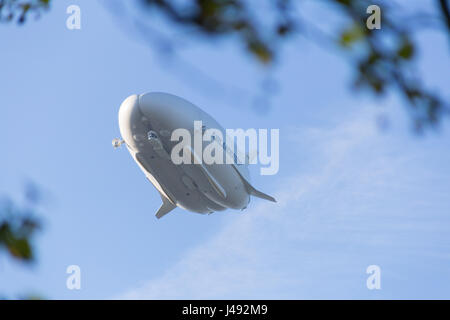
[113,92,276,219]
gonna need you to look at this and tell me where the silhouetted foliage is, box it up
[0,184,42,263]
[136,0,450,131]
[1,0,449,131]
[0,0,450,129]
[0,0,49,24]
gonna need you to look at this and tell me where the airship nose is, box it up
[118,94,143,149]
[138,92,200,130]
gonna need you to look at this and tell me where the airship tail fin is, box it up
[156,193,176,219]
[232,165,276,203]
[246,182,277,203]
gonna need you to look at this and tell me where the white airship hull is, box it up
[117,92,275,218]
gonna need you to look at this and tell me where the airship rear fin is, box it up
[232,165,276,203]
[246,183,277,203]
[156,193,176,219]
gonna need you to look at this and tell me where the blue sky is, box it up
[1,0,449,299]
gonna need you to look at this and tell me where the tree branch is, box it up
[439,0,450,31]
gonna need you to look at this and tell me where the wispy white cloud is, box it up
[119,106,450,299]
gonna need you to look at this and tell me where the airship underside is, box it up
[115,92,276,219]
